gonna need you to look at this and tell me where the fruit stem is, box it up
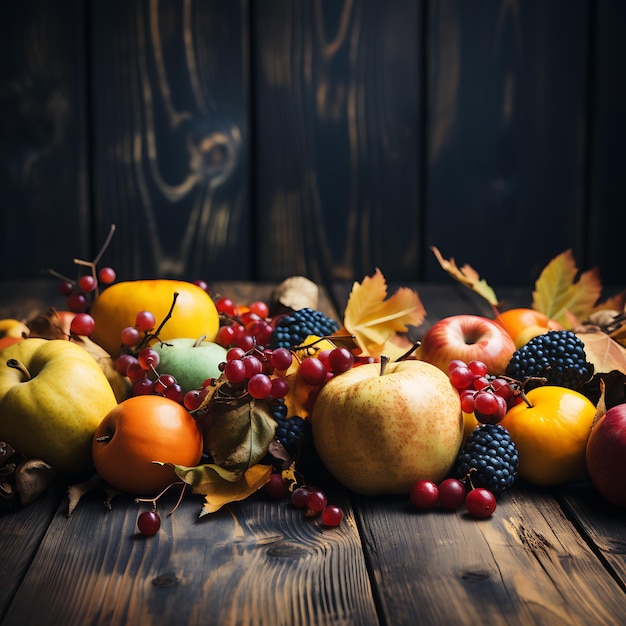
[153,292,179,338]
[379,355,390,376]
[6,359,32,381]
[193,335,206,347]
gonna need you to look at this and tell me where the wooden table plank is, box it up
[557,477,626,590]
[0,486,64,617]
[2,489,379,626]
[353,485,626,625]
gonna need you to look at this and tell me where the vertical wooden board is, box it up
[425,0,589,285]
[89,0,250,282]
[353,487,626,625]
[587,0,626,287]
[3,493,379,626]
[253,0,423,285]
[0,0,89,280]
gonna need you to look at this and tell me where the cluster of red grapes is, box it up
[58,266,117,314]
[112,310,193,405]
[211,296,357,405]
[54,266,116,337]
[410,478,496,519]
[264,476,343,527]
[448,359,520,425]
[215,341,356,408]
[214,298,273,351]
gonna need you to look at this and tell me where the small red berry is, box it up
[465,488,497,519]
[137,510,161,536]
[409,479,439,509]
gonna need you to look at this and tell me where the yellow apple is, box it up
[0,318,29,339]
[90,279,220,358]
[0,338,118,474]
[311,359,464,495]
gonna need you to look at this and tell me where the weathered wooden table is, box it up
[1,280,625,626]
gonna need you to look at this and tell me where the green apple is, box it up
[0,338,118,475]
[311,359,464,495]
[152,338,227,393]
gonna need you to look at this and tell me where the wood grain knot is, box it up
[265,540,312,559]
[152,572,180,587]
[188,129,237,183]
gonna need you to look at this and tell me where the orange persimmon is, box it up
[92,395,203,495]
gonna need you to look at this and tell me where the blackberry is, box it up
[505,330,593,391]
[269,308,340,349]
[454,424,518,494]
[270,400,308,457]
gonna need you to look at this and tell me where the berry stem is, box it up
[72,224,117,299]
[42,268,75,284]
[6,359,32,381]
[134,480,187,516]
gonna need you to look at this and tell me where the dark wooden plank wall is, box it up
[1,1,624,288]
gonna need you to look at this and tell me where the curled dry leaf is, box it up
[582,370,626,411]
[269,276,319,315]
[66,474,121,516]
[575,330,626,376]
[14,459,55,507]
[27,308,70,339]
[170,462,272,516]
[431,246,499,307]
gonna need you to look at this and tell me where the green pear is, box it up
[152,338,227,393]
[0,338,118,474]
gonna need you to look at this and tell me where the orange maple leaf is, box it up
[343,268,425,357]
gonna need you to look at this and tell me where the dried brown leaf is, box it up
[66,474,113,516]
[431,247,499,306]
[27,308,69,340]
[576,330,626,375]
[171,462,272,515]
[14,459,55,507]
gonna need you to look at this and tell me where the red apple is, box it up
[415,315,516,375]
[586,403,626,508]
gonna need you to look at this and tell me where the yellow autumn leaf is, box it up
[532,250,602,329]
[431,246,499,307]
[170,462,272,516]
[343,268,425,357]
